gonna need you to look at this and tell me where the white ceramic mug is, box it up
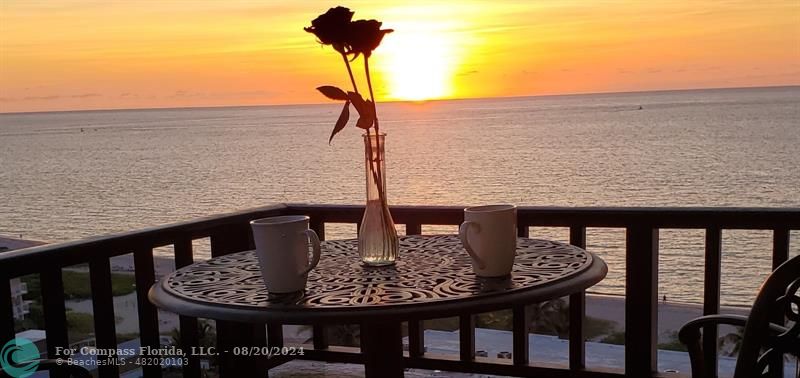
[458,204,517,277]
[250,215,321,293]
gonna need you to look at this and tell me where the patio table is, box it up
[149,234,607,377]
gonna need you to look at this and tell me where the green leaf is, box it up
[317,86,348,101]
[356,99,375,129]
[347,92,374,129]
[356,114,373,129]
[329,100,350,144]
[347,91,367,114]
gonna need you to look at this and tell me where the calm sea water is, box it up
[1,86,798,306]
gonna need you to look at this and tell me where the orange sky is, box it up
[1,0,798,113]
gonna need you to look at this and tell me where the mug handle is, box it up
[298,229,321,276]
[459,221,487,269]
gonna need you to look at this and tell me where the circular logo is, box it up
[1,338,40,378]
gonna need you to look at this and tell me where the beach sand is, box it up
[586,294,749,343]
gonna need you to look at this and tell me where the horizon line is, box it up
[2,84,798,116]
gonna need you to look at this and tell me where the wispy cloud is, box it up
[2,93,101,101]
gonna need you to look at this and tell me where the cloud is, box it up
[23,95,61,101]
[2,93,101,101]
[169,90,203,98]
[167,89,278,99]
[222,90,275,97]
[71,93,100,98]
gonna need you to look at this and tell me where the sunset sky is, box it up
[1,0,798,113]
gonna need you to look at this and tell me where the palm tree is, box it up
[718,326,744,357]
[169,319,216,348]
[529,298,570,339]
[169,319,218,372]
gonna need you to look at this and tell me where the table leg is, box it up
[361,321,404,378]
[216,321,266,377]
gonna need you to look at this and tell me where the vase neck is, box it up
[363,132,386,202]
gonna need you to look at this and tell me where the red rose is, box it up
[346,19,393,59]
[304,6,354,54]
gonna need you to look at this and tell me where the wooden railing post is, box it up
[40,267,69,378]
[174,238,201,378]
[517,223,529,238]
[89,258,120,378]
[210,224,257,377]
[703,227,722,378]
[459,315,475,361]
[772,228,790,269]
[134,247,162,378]
[569,226,587,371]
[0,275,13,345]
[310,218,325,241]
[770,228,790,376]
[210,225,251,258]
[625,226,658,377]
[308,219,329,351]
[512,305,529,365]
[312,325,329,350]
[406,224,424,357]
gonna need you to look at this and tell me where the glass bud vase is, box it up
[358,132,399,266]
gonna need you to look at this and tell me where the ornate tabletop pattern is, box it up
[162,235,592,309]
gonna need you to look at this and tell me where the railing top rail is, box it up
[287,203,800,229]
[0,204,287,276]
[2,203,798,277]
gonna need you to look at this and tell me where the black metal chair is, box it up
[0,359,92,378]
[679,255,800,378]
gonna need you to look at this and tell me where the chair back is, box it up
[735,254,800,377]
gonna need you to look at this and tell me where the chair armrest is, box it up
[678,314,748,343]
[679,315,748,378]
[678,315,787,378]
[679,314,787,344]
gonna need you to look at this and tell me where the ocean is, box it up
[1,86,798,306]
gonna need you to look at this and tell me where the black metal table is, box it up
[149,235,607,377]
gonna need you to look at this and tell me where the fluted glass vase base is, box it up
[358,199,399,266]
[360,258,397,267]
[357,132,399,266]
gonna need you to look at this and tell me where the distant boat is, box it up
[638,105,643,110]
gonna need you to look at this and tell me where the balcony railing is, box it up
[1,204,798,378]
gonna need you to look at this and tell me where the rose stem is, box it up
[343,52,385,247]
[341,53,359,93]
[364,56,392,249]
[341,52,379,192]
[364,56,387,206]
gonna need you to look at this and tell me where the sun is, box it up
[376,22,458,101]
